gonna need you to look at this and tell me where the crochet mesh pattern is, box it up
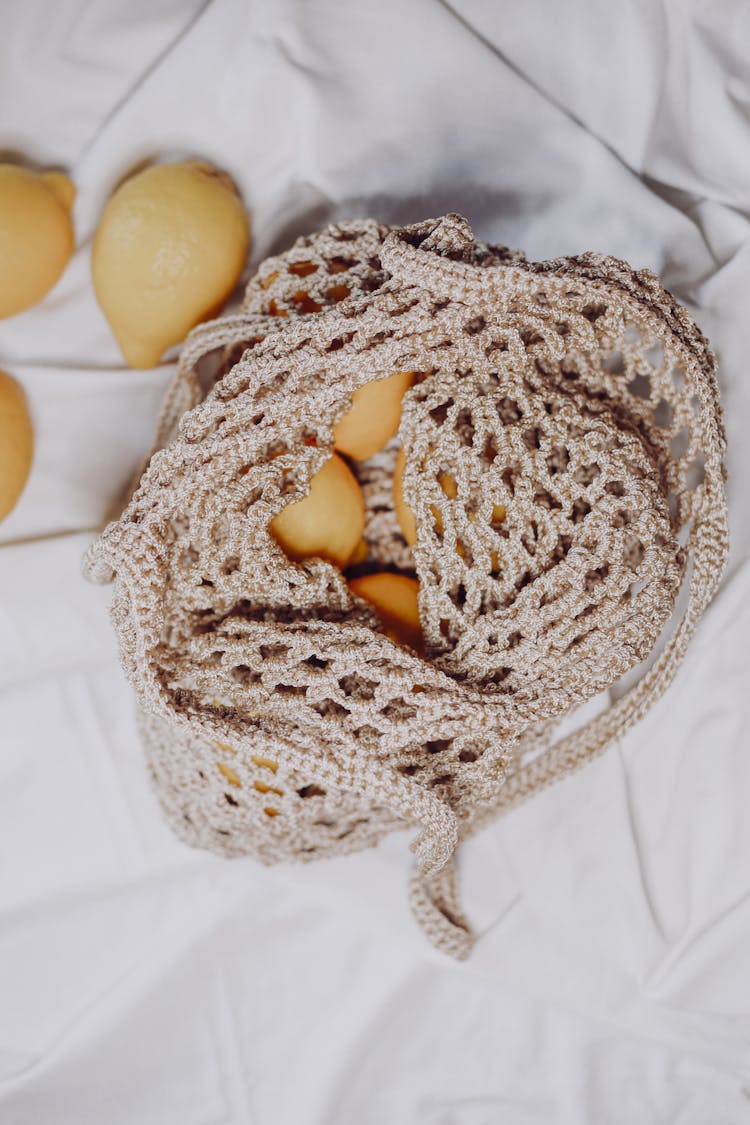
[84,214,728,959]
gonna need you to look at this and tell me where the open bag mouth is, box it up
[84,213,728,959]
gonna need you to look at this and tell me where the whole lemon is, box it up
[0,165,75,318]
[333,371,414,460]
[349,572,423,653]
[92,161,250,368]
[270,452,365,568]
[0,369,34,521]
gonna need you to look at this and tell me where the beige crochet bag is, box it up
[84,214,728,958]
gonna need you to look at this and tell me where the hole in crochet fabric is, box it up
[624,535,646,568]
[485,337,509,356]
[399,763,419,776]
[251,755,278,773]
[217,762,242,787]
[605,480,626,497]
[571,499,591,522]
[380,701,417,722]
[254,780,284,796]
[603,349,624,375]
[291,290,322,314]
[298,784,326,798]
[231,665,261,685]
[584,564,609,588]
[521,529,537,557]
[546,445,569,474]
[645,341,665,368]
[456,541,473,567]
[629,576,649,600]
[622,322,643,346]
[325,284,350,302]
[520,329,543,348]
[671,428,690,457]
[574,463,601,485]
[288,260,318,278]
[224,792,239,807]
[426,739,451,754]
[264,807,279,818]
[338,675,376,700]
[275,684,306,699]
[259,643,290,660]
[483,434,499,462]
[501,466,518,496]
[456,410,474,444]
[328,256,354,273]
[582,302,608,323]
[653,399,674,428]
[430,401,452,426]
[306,654,329,670]
[534,488,561,510]
[430,774,453,788]
[458,747,480,763]
[522,427,542,451]
[464,315,486,335]
[312,700,350,720]
[686,455,705,490]
[629,372,652,400]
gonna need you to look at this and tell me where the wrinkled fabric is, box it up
[0,2,748,1122]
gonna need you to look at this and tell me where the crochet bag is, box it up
[84,214,728,958]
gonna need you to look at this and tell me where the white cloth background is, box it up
[1,2,749,1122]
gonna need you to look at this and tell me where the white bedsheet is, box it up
[1,2,749,1122]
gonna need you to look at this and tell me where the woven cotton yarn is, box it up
[84,214,728,959]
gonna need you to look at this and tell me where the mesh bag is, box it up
[84,214,728,958]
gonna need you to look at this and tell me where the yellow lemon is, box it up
[270,452,365,568]
[0,369,34,521]
[92,161,250,368]
[349,572,423,653]
[0,165,75,318]
[333,371,414,460]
